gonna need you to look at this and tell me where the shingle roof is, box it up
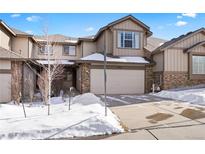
[145,37,167,52]
[34,34,78,43]
[11,28,32,36]
[152,27,205,54]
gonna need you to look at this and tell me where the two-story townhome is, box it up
[3,14,203,103]
[75,15,155,94]
[0,15,167,103]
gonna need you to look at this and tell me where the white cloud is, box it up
[177,15,182,19]
[175,21,188,27]
[26,16,41,22]
[25,30,33,34]
[11,14,21,18]
[85,27,94,32]
[182,13,197,18]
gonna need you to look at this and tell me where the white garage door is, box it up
[90,69,144,94]
[0,74,11,102]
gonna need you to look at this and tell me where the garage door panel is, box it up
[90,69,144,94]
[0,74,11,102]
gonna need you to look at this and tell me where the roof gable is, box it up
[152,27,205,54]
[0,20,16,36]
[184,40,205,53]
[94,15,152,40]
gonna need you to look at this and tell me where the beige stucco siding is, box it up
[0,25,11,50]
[173,32,205,48]
[105,29,113,54]
[34,44,81,60]
[0,60,11,69]
[153,52,164,72]
[82,41,96,57]
[96,32,105,53]
[28,39,33,58]
[11,36,29,58]
[164,49,188,72]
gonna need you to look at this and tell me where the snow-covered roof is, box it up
[36,60,74,65]
[80,53,149,64]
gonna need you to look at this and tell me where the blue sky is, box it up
[0,13,204,40]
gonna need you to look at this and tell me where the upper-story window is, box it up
[117,31,140,49]
[40,44,53,54]
[63,45,76,56]
[192,56,205,74]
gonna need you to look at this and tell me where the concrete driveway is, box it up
[100,94,205,140]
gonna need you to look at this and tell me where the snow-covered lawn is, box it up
[0,93,124,140]
[153,87,205,105]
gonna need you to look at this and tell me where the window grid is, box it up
[118,31,140,49]
[192,56,205,74]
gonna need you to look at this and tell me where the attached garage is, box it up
[0,60,11,103]
[90,69,145,94]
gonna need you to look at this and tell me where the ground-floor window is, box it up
[192,55,205,74]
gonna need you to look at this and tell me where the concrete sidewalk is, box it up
[104,100,205,140]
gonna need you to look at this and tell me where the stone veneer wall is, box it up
[11,61,23,101]
[145,65,154,93]
[80,63,90,93]
[162,72,205,89]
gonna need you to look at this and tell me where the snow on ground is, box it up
[153,87,205,105]
[0,93,124,140]
[81,53,149,64]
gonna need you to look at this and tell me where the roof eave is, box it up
[0,21,16,36]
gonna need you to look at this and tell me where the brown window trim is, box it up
[62,45,77,56]
[116,29,142,50]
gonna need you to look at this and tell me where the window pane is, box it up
[64,46,70,54]
[69,46,76,56]
[40,45,53,54]
[64,45,76,55]
[117,31,140,49]
[192,56,205,74]
[124,40,132,48]
[125,32,132,39]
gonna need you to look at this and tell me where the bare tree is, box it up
[37,62,65,105]
[2,26,65,113]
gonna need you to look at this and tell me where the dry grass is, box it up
[180,108,205,120]
[146,113,173,124]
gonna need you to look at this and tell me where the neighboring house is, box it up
[1,14,203,103]
[152,28,205,89]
